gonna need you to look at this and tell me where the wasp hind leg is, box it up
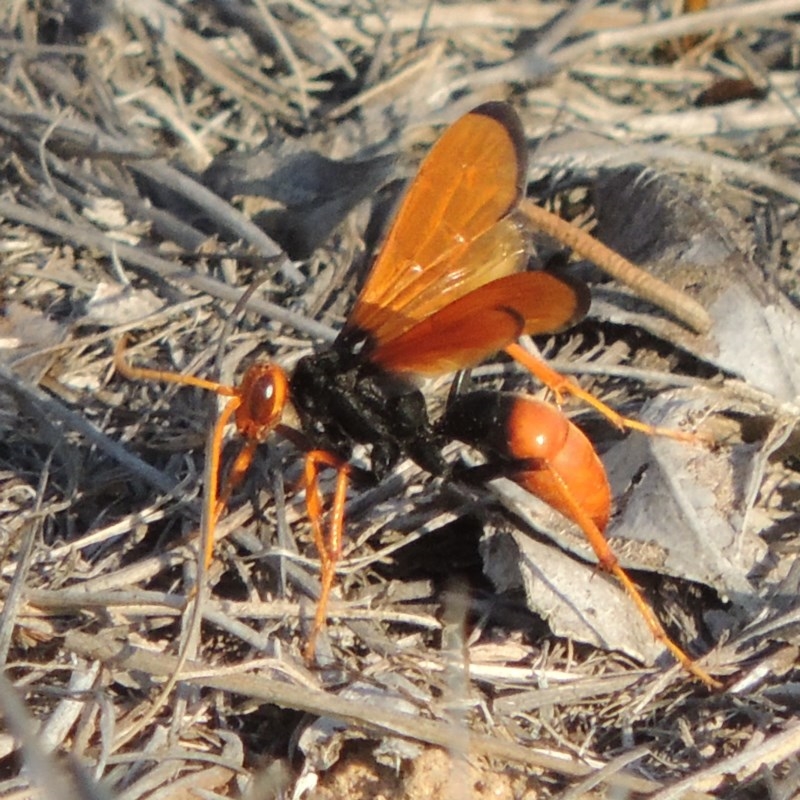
[442,390,722,689]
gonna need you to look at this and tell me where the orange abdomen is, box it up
[505,397,611,532]
[443,391,611,533]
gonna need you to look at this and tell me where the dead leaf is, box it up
[482,526,668,663]
[82,281,163,327]
[0,303,64,356]
[203,147,396,259]
[591,168,800,401]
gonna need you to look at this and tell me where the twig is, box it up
[0,455,51,664]
[65,630,717,799]
[0,198,335,341]
[519,199,712,333]
[553,0,800,64]
[251,0,311,120]
[652,720,800,799]
[0,364,176,495]
[535,140,800,206]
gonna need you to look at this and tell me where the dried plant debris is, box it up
[203,146,397,259]
[590,167,800,401]
[0,1,799,799]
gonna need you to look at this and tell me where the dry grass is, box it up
[1,1,799,798]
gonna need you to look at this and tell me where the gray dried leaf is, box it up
[604,390,767,604]
[83,281,163,327]
[0,303,65,358]
[482,527,667,663]
[591,168,800,400]
[204,146,396,258]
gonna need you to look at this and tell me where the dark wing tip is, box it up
[469,101,528,202]
[564,273,592,328]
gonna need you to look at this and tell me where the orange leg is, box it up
[115,337,288,569]
[302,450,351,661]
[539,459,722,689]
[203,396,245,566]
[505,342,705,444]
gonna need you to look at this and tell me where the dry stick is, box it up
[559,745,653,800]
[552,0,800,65]
[620,100,798,138]
[0,364,175,495]
[251,0,310,119]
[26,586,441,639]
[64,630,716,800]
[536,140,800,206]
[517,199,712,334]
[0,456,52,665]
[0,198,335,342]
[529,0,602,58]
[0,101,154,157]
[0,39,88,55]
[651,719,800,799]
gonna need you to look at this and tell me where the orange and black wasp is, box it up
[116,102,721,688]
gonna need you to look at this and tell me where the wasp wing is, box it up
[370,272,589,376]
[344,103,529,345]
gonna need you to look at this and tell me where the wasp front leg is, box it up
[440,390,721,689]
[302,450,351,661]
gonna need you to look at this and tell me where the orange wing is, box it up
[369,272,589,376]
[343,102,529,346]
